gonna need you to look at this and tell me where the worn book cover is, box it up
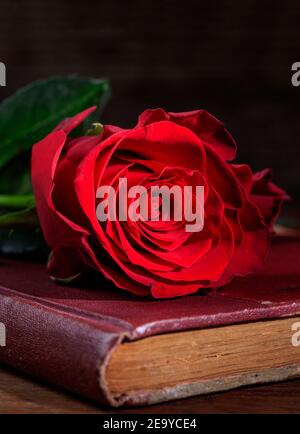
[0,235,300,407]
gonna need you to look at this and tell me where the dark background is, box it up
[1,0,300,196]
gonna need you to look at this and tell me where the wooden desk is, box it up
[0,365,300,414]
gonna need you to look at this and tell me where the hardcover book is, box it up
[1,234,300,407]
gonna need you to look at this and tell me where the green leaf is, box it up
[0,207,38,227]
[0,194,35,210]
[0,153,32,194]
[0,74,111,168]
[0,75,111,256]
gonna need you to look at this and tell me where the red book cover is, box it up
[1,235,300,407]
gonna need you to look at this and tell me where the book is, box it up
[1,234,300,407]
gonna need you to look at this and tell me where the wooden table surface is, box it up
[1,365,300,414]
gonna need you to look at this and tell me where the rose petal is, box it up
[53,106,97,134]
[249,169,289,228]
[136,108,236,161]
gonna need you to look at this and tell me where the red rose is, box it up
[31,107,287,298]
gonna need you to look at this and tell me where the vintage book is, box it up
[1,235,300,407]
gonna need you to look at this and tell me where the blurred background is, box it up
[0,0,300,197]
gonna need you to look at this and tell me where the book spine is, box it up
[0,289,122,405]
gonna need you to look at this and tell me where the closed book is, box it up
[1,235,300,407]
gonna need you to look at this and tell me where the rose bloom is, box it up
[32,107,287,298]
